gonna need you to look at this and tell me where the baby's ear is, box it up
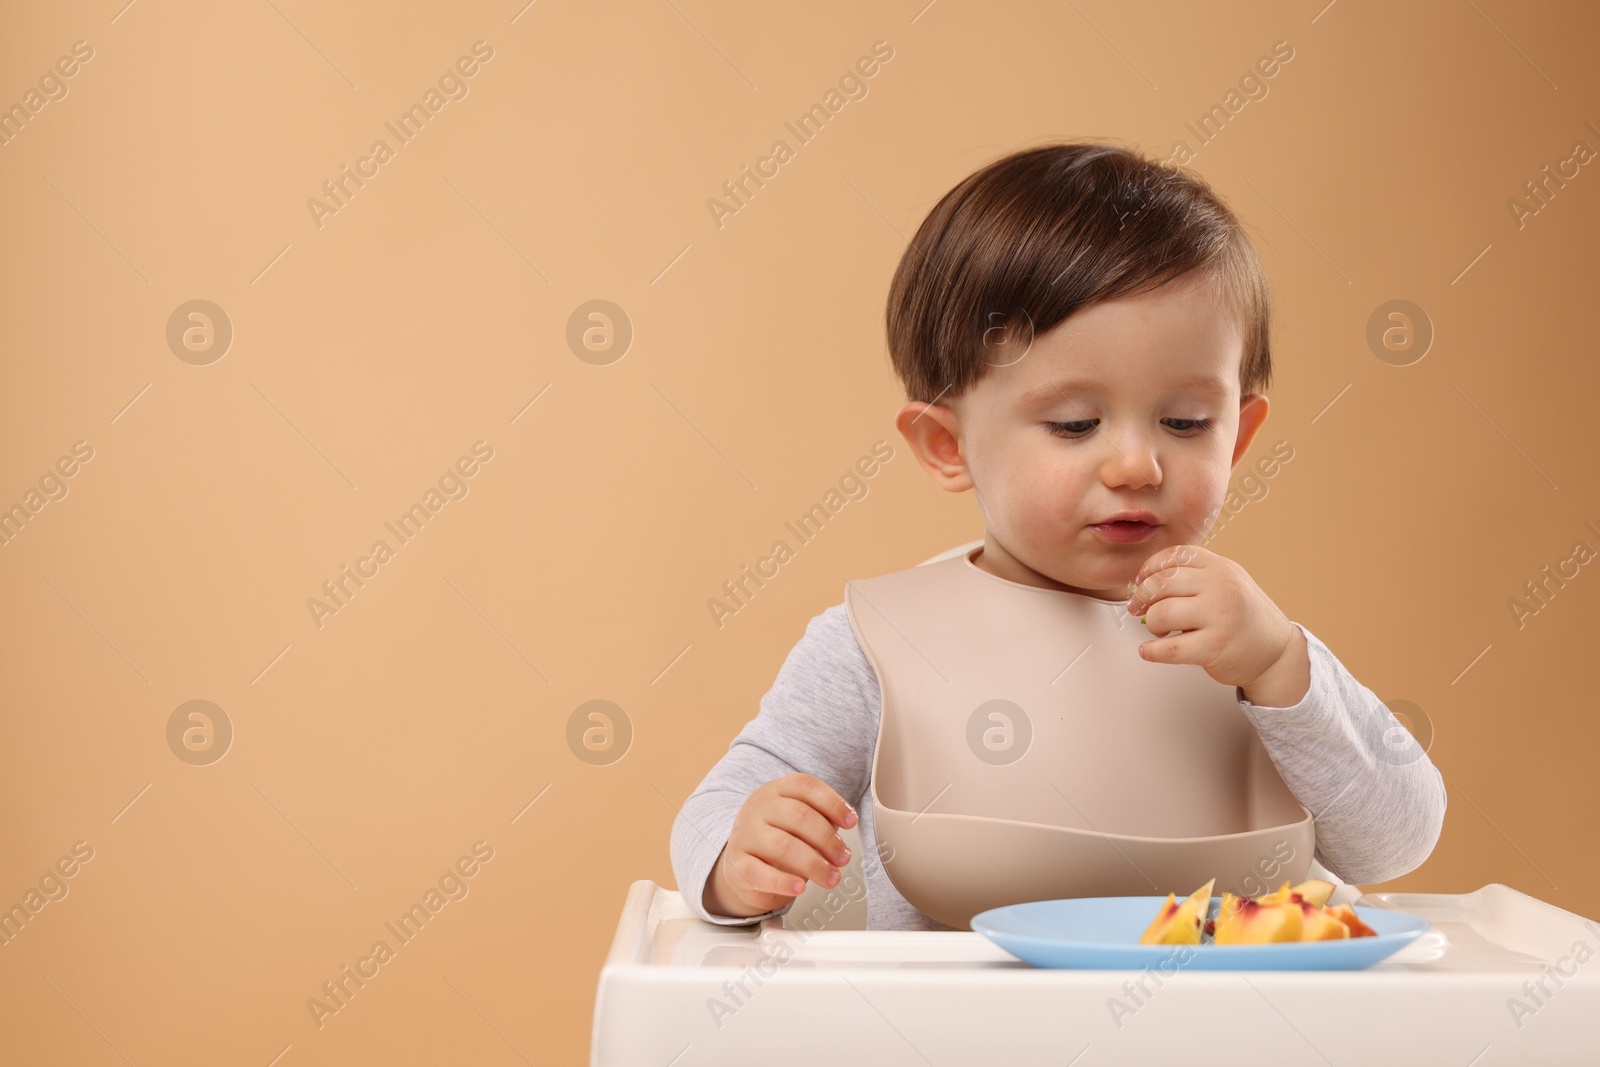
[1231,393,1270,467]
[894,402,973,493]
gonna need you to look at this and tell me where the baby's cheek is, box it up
[1178,474,1229,534]
[999,456,1045,508]
[1031,470,1076,524]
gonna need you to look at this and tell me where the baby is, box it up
[671,141,1448,931]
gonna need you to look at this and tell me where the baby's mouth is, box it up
[1089,520,1160,543]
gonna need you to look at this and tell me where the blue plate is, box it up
[970,896,1430,970]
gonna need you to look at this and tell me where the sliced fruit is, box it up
[1139,878,1216,945]
[1212,891,1244,940]
[1214,898,1303,944]
[1139,892,1181,945]
[1298,901,1351,940]
[1327,903,1378,939]
[1257,880,1295,906]
[1140,876,1375,947]
[1288,878,1337,908]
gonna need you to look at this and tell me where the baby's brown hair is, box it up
[885,141,1273,405]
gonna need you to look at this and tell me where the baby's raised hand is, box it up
[1123,543,1310,707]
[704,773,858,919]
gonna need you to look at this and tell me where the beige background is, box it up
[2,0,1597,1063]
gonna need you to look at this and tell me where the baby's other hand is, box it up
[1123,543,1307,705]
[705,773,858,919]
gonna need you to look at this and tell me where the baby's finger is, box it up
[728,846,811,899]
[778,773,858,831]
[748,822,841,891]
[1132,542,1207,590]
[770,795,852,868]
[1139,629,1202,663]
[1138,597,1201,639]
[1127,568,1201,615]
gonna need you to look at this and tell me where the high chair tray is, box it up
[593,880,1600,1067]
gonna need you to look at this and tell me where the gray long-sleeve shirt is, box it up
[670,601,1448,931]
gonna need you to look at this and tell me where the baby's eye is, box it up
[1045,417,1215,439]
[1163,418,1214,435]
[1047,419,1097,438]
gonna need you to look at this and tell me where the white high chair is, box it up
[597,540,1593,1063]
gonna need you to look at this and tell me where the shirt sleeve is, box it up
[670,601,876,925]
[1235,621,1448,884]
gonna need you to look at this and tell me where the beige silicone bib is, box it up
[844,544,1315,931]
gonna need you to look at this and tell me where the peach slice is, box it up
[1139,877,1216,945]
[1262,877,1338,909]
[1140,877,1376,946]
[1258,880,1295,906]
[1327,903,1378,939]
[1211,891,1244,940]
[1214,898,1303,944]
[1298,901,1351,940]
[1139,891,1183,944]
[1288,878,1337,908]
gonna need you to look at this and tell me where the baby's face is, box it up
[901,271,1268,599]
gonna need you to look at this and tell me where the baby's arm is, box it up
[671,602,875,924]
[1236,622,1448,884]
